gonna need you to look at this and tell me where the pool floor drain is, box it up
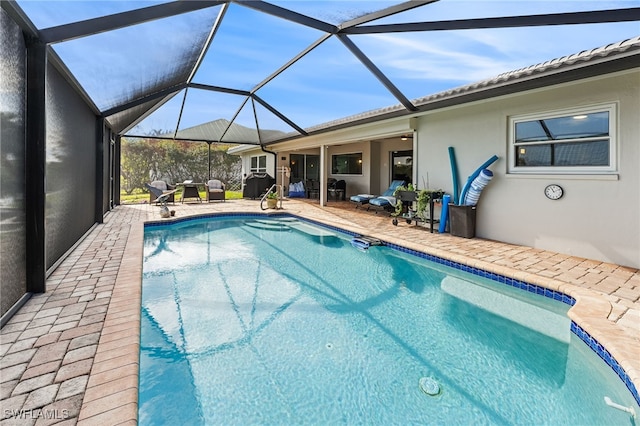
[419,377,440,396]
[326,343,333,349]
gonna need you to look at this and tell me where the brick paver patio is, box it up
[1,199,639,424]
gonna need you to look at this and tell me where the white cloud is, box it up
[356,19,640,84]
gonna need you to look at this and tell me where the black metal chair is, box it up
[305,179,319,199]
[328,179,346,201]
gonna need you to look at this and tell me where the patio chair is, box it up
[305,179,319,199]
[206,179,226,202]
[350,180,404,209]
[328,179,346,201]
[148,180,175,204]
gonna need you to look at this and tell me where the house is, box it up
[230,37,640,269]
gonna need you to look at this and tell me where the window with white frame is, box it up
[509,104,616,173]
[250,154,267,173]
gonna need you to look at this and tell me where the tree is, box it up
[121,139,155,194]
[120,136,242,194]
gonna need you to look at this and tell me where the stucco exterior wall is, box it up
[415,70,640,268]
[326,142,371,197]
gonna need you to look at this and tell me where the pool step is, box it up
[245,218,337,239]
[440,276,571,343]
[254,219,291,226]
[288,222,337,238]
[245,221,290,231]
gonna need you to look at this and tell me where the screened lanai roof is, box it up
[8,0,640,146]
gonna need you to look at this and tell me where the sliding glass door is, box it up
[391,150,413,184]
[290,154,319,181]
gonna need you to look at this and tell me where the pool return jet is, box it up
[604,396,636,418]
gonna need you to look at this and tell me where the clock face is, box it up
[544,184,563,200]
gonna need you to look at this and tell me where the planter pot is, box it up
[267,198,278,209]
[396,190,417,202]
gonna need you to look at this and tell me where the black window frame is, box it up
[331,152,362,175]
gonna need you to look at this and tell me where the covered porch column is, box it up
[320,144,327,206]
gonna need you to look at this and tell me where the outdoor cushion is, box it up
[150,180,168,191]
[350,180,404,207]
[207,179,223,190]
[350,194,376,203]
[289,181,305,197]
[369,195,397,208]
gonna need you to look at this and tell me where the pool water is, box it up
[140,216,638,425]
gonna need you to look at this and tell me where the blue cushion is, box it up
[369,197,393,207]
[350,194,376,203]
[383,180,405,196]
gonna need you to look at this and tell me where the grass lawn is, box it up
[120,189,243,204]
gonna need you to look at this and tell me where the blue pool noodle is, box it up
[439,194,451,233]
[458,155,499,206]
[448,147,460,205]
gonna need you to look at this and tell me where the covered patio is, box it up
[1,200,639,423]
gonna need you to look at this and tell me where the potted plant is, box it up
[416,189,444,221]
[266,190,278,209]
[392,184,416,218]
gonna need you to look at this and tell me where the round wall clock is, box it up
[544,184,564,200]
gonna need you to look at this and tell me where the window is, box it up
[250,155,267,173]
[331,153,362,175]
[509,104,616,173]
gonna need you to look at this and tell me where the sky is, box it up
[13,0,640,139]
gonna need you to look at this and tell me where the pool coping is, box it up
[77,211,640,423]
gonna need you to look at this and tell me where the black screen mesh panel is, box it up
[0,10,27,316]
[45,63,97,269]
[106,94,176,135]
[50,6,219,113]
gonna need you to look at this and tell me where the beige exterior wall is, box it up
[414,70,640,268]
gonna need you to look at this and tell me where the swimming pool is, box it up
[140,215,639,425]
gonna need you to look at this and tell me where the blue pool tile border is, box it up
[571,322,640,406]
[144,212,639,406]
[381,241,576,307]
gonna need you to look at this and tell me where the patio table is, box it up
[177,182,203,203]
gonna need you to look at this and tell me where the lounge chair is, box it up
[147,180,175,205]
[350,180,404,209]
[206,179,226,202]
